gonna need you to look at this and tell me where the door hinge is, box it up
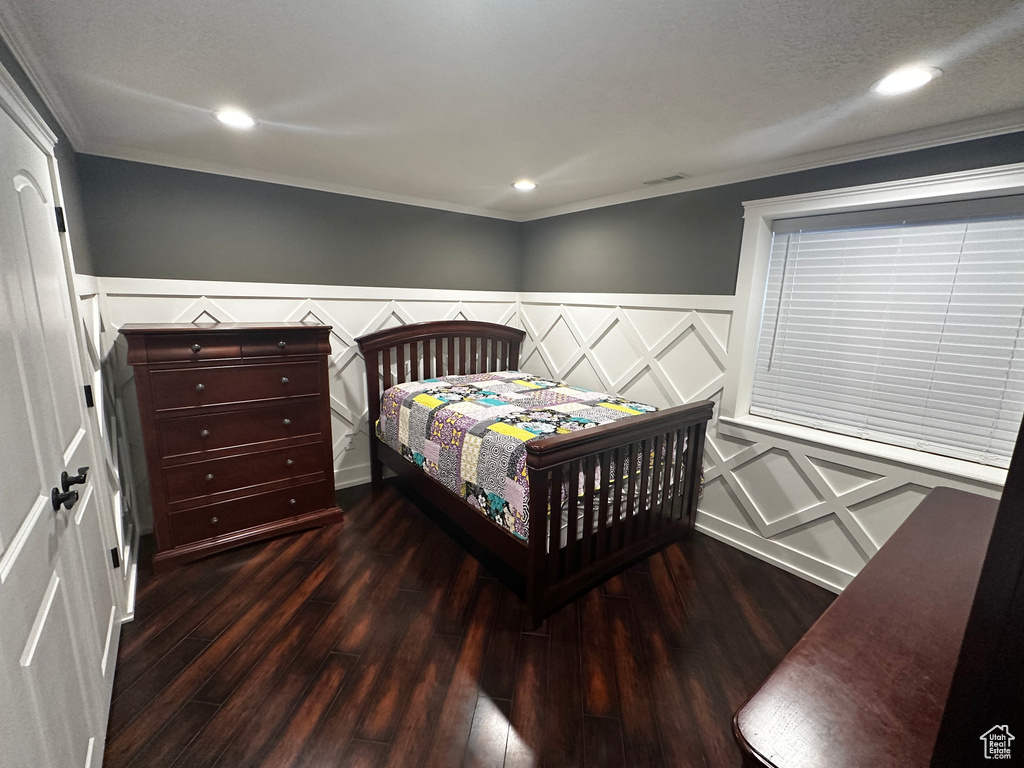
[83,384,95,408]
[55,206,67,233]
[111,548,120,569]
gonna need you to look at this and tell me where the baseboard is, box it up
[696,512,848,593]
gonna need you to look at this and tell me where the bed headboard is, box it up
[355,320,527,428]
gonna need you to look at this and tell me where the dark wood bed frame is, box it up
[356,320,714,625]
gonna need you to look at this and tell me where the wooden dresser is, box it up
[121,323,344,571]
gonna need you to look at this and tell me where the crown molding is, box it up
[519,107,1024,221]
[84,142,523,222]
[0,5,87,148]
[0,59,57,151]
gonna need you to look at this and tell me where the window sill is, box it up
[717,414,1007,488]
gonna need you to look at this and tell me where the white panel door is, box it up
[0,90,118,767]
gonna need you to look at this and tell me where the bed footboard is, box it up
[524,400,714,626]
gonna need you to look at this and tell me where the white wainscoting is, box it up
[77,276,519,532]
[78,277,1005,592]
[517,292,1004,592]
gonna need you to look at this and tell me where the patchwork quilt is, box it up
[377,370,660,541]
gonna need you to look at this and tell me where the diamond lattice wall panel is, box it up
[733,449,825,525]
[848,483,931,549]
[657,328,724,402]
[521,293,1004,593]
[84,277,519,533]
[807,458,883,496]
[82,280,1005,592]
[773,516,868,581]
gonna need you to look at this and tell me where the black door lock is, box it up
[51,487,79,512]
[61,466,89,493]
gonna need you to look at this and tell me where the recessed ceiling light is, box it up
[871,67,942,96]
[215,108,256,129]
[512,180,537,191]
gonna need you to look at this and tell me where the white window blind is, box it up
[752,209,1024,468]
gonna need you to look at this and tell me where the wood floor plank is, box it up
[479,588,526,702]
[504,632,549,768]
[605,595,666,768]
[118,588,207,661]
[646,551,692,649]
[380,633,462,768]
[105,561,320,767]
[105,482,834,768]
[434,553,483,637]
[253,652,357,768]
[107,637,210,738]
[461,694,510,768]
[332,547,418,655]
[190,531,320,641]
[623,572,704,768]
[295,522,347,563]
[296,588,430,768]
[422,578,502,768]
[195,559,328,703]
[582,715,627,768]
[356,540,465,742]
[123,701,220,768]
[114,533,309,692]
[579,589,619,718]
[170,601,333,768]
[211,649,357,768]
[544,602,584,768]
[337,739,388,768]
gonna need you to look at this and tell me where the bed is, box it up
[356,320,714,625]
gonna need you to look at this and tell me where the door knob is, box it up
[51,487,79,512]
[61,466,89,493]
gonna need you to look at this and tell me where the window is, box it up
[751,197,1024,468]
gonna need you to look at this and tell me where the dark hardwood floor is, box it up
[103,482,835,768]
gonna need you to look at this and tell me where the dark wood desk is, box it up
[733,487,999,768]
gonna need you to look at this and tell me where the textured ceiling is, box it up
[2,0,1024,219]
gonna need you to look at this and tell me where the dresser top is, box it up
[119,322,331,335]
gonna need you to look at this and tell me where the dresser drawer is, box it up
[163,442,326,503]
[145,333,242,363]
[169,481,327,547]
[150,361,320,411]
[158,402,321,457]
[242,331,322,358]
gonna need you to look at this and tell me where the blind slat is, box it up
[754,211,1024,468]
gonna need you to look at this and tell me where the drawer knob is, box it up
[211,516,219,525]
[286,458,294,467]
[200,429,211,438]
[191,343,202,353]
[278,341,287,349]
[205,473,214,481]
[289,498,297,506]
[281,377,290,385]
[196,383,205,392]
[283,418,292,426]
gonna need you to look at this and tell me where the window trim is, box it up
[723,161,1024,487]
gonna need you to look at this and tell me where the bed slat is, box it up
[581,456,597,569]
[597,450,611,560]
[625,441,640,548]
[548,465,563,583]
[609,447,624,551]
[566,459,580,577]
[382,347,393,391]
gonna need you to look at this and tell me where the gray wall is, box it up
[77,156,522,291]
[520,131,1024,294]
[0,37,94,275]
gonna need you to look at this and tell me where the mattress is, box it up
[377,370,663,541]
